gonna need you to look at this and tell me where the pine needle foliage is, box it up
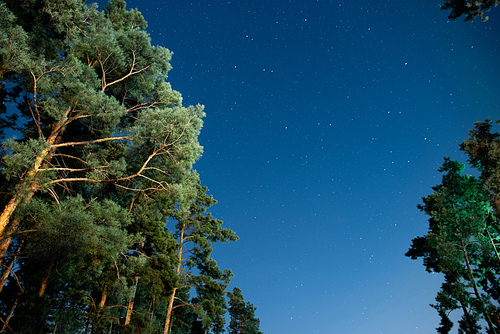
[440,0,500,22]
[0,0,259,332]
[227,287,263,334]
[407,119,500,334]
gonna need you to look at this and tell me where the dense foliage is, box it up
[407,119,500,333]
[440,0,500,22]
[227,287,263,334]
[0,0,261,332]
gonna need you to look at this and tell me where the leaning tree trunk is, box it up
[0,298,17,333]
[0,110,70,244]
[164,287,177,334]
[39,261,55,297]
[460,238,497,333]
[0,239,24,293]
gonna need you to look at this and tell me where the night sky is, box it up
[99,1,499,332]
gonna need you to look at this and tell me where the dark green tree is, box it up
[163,172,238,334]
[227,287,263,334]
[460,119,500,217]
[407,119,500,333]
[440,0,500,22]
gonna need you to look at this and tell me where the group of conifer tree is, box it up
[0,0,262,333]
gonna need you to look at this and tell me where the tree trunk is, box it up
[84,315,91,334]
[99,281,111,312]
[125,239,144,324]
[458,291,473,325]
[149,295,156,320]
[460,239,497,333]
[0,105,71,238]
[163,224,185,334]
[0,147,50,236]
[0,113,74,285]
[0,239,24,293]
[125,276,139,325]
[0,217,22,266]
[39,261,54,297]
[164,288,177,334]
[0,298,17,333]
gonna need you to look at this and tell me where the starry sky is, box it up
[99,1,500,332]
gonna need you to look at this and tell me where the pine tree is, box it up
[407,120,500,333]
[227,287,263,334]
[163,172,238,334]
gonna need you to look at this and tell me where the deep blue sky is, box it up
[100,1,499,332]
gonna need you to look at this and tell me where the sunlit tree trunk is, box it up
[0,298,17,333]
[0,239,24,293]
[97,278,112,317]
[125,276,139,325]
[39,261,55,297]
[0,110,70,254]
[164,287,177,334]
[0,218,21,266]
[164,224,185,334]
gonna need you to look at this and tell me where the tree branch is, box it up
[1,263,23,293]
[101,50,152,92]
[51,136,129,148]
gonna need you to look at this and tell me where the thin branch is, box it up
[172,297,196,310]
[86,293,97,313]
[65,107,91,124]
[487,230,500,263]
[124,250,152,259]
[143,166,172,176]
[26,92,42,138]
[111,256,125,286]
[0,230,38,241]
[113,183,161,193]
[0,251,34,259]
[103,316,120,325]
[0,302,15,334]
[47,187,60,206]
[102,50,152,92]
[178,284,200,289]
[39,166,108,172]
[52,153,89,165]
[138,174,169,190]
[180,268,193,280]
[84,197,98,210]
[51,136,129,148]
[48,141,171,187]
[105,305,128,310]
[1,263,23,293]
[181,249,194,255]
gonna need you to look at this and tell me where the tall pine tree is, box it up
[407,120,500,333]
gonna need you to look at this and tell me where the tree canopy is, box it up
[227,287,263,334]
[440,0,500,22]
[407,119,500,333]
[0,0,257,332]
